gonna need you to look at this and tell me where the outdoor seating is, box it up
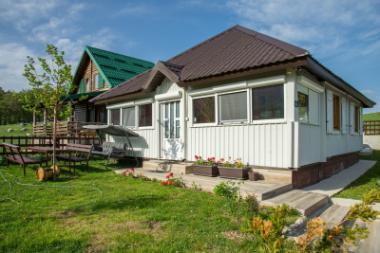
[56,143,93,174]
[1,143,46,175]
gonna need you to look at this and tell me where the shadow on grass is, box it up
[72,195,167,214]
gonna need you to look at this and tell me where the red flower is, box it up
[167,180,173,185]
[161,181,168,186]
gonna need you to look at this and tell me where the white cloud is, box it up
[0,43,36,90]
[0,0,60,30]
[0,1,121,91]
[227,0,380,57]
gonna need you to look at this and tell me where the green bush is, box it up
[213,181,239,201]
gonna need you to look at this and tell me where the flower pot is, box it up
[189,165,219,177]
[248,170,263,181]
[218,167,250,180]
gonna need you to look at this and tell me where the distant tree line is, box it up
[0,87,37,125]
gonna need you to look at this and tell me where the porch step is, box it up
[262,190,331,217]
[318,204,350,229]
[253,167,292,184]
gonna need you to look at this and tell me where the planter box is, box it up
[248,170,264,181]
[189,165,219,177]
[218,167,250,180]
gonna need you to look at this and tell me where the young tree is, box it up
[23,44,72,176]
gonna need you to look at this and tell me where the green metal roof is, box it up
[72,46,154,93]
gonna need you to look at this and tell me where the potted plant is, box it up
[218,158,250,180]
[187,155,219,177]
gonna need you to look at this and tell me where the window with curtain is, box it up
[110,109,120,125]
[122,107,135,128]
[252,85,284,120]
[298,91,309,122]
[193,96,215,123]
[333,95,341,130]
[138,104,152,127]
[218,91,247,122]
[354,106,360,132]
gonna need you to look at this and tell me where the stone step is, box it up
[142,160,192,174]
[319,204,350,229]
[263,190,331,217]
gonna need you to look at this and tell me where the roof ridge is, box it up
[168,25,240,62]
[86,45,154,65]
[233,25,309,57]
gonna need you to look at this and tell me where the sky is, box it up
[0,0,380,112]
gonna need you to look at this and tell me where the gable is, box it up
[71,46,154,94]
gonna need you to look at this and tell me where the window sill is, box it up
[299,122,320,127]
[250,119,286,125]
[190,123,218,128]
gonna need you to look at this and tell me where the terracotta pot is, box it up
[189,165,219,177]
[218,167,250,180]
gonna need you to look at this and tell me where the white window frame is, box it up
[251,84,286,124]
[218,89,249,125]
[190,94,218,127]
[121,106,136,128]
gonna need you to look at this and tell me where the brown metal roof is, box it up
[91,25,375,107]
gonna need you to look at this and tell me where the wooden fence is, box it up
[33,121,100,137]
[0,136,101,155]
[363,120,380,135]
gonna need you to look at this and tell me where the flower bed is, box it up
[218,158,250,180]
[189,156,219,177]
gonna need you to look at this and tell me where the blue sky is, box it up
[0,0,380,112]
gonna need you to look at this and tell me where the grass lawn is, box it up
[335,150,380,200]
[363,112,380,121]
[0,123,32,136]
[0,160,298,252]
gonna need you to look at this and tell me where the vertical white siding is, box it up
[298,123,322,166]
[186,123,290,168]
[130,129,158,158]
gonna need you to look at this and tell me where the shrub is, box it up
[362,189,380,204]
[245,195,259,215]
[213,181,239,201]
[346,203,378,221]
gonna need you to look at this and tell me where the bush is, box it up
[362,189,380,204]
[213,181,239,201]
[245,194,259,215]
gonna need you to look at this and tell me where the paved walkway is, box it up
[303,160,377,196]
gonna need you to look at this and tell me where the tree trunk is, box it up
[43,108,47,125]
[32,111,36,127]
[52,105,58,178]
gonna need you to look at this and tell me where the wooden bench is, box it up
[56,143,93,174]
[1,143,45,175]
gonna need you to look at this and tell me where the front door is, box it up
[161,101,182,160]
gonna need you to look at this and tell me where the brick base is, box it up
[292,152,359,188]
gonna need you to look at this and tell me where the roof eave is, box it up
[305,57,376,108]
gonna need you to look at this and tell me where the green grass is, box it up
[0,123,32,136]
[363,112,380,121]
[0,160,298,252]
[335,150,380,200]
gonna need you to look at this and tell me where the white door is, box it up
[161,101,183,160]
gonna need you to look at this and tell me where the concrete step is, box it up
[253,167,292,184]
[319,204,350,229]
[142,160,191,175]
[263,190,331,217]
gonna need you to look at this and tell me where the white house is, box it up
[91,25,375,187]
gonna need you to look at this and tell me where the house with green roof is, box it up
[68,46,153,123]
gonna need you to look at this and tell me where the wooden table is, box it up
[27,146,66,165]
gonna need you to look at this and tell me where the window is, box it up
[252,85,284,120]
[85,78,91,92]
[110,109,120,125]
[122,107,135,128]
[333,95,341,130]
[193,96,215,123]
[354,106,360,132]
[218,91,247,122]
[138,104,152,127]
[298,92,309,122]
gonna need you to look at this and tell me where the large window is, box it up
[252,85,284,120]
[298,92,309,122]
[219,91,247,122]
[138,104,152,127]
[122,107,135,128]
[333,95,341,130]
[193,96,215,123]
[110,109,120,125]
[354,106,360,132]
